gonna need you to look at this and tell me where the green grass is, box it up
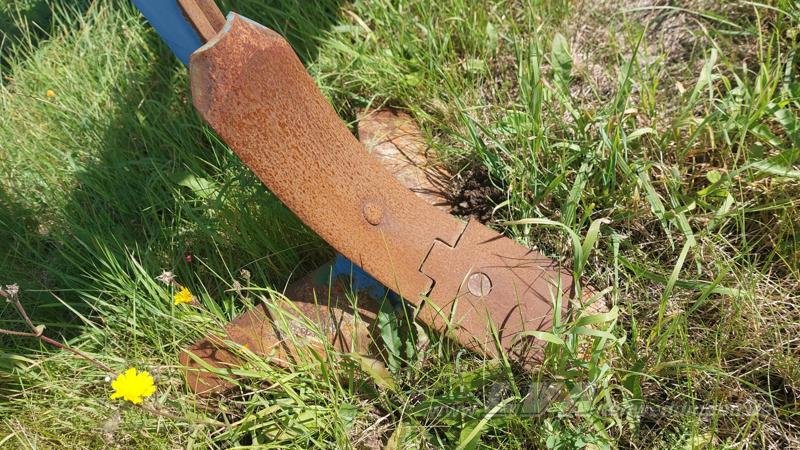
[1,0,799,448]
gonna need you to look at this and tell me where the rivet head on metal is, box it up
[467,272,492,297]
[362,202,383,225]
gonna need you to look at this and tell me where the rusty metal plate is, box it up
[419,220,574,362]
[188,14,576,367]
[190,15,465,302]
[182,109,453,393]
[181,264,381,394]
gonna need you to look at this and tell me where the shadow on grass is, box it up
[0,0,344,362]
[0,1,92,76]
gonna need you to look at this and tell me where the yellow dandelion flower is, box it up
[110,368,156,404]
[46,89,56,98]
[173,286,194,305]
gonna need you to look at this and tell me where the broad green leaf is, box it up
[626,127,656,141]
[573,326,618,340]
[377,297,403,372]
[173,172,219,200]
[573,305,619,328]
[689,49,718,105]
[579,218,611,270]
[515,330,565,346]
[349,353,397,391]
[550,33,572,92]
[457,419,482,450]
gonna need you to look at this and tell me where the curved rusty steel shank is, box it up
[189,14,574,361]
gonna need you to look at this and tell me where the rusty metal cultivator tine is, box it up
[189,15,575,363]
[182,110,452,393]
[131,2,582,383]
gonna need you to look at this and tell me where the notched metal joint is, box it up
[417,219,574,361]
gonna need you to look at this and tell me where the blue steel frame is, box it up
[131,0,203,65]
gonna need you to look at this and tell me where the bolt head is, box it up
[362,202,383,225]
[467,272,492,297]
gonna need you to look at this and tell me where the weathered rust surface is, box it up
[182,109,450,394]
[357,109,451,211]
[182,264,381,394]
[420,220,573,362]
[188,14,575,366]
[191,15,465,302]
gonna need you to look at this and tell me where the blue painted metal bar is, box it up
[131,0,203,66]
[331,254,397,301]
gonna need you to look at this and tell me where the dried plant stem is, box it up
[0,328,115,373]
[1,285,114,373]
[10,295,37,331]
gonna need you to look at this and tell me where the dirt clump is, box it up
[449,167,506,223]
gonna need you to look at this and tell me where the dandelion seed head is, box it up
[156,271,175,286]
[1,284,19,300]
